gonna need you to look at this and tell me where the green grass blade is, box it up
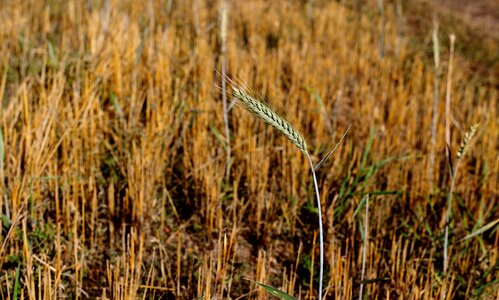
[13,262,21,300]
[305,86,325,108]
[48,41,56,66]
[360,128,377,169]
[1,214,9,228]
[244,278,297,300]
[109,90,124,120]
[357,190,401,196]
[0,126,8,222]
[209,123,228,150]
[353,194,369,219]
[0,127,4,162]
[460,218,499,242]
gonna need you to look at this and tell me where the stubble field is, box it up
[0,0,497,299]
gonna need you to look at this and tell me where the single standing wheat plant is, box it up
[232,86,324,299]
[442,123,479,299]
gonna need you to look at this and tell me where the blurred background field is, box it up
[0,0,497,299]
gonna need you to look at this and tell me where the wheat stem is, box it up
[442,123,478,299]
[307,153,324,300]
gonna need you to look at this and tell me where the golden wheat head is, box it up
[232,87,308,155]
[457,123,478,159]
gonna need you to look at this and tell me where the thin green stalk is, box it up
[442,123,478,300]
[443,158,460,275]
[359,194,369,300]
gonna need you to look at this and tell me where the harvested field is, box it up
[0,0,497,299]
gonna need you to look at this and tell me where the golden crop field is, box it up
[0,0,497,299]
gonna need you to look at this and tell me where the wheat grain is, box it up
[232,87,308,155]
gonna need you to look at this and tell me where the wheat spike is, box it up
[457,123,478,159]
[232,87,308,155]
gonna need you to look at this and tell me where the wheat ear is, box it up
[456,123,478,159]
[232,86,324,299]
[232,87,307,155]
